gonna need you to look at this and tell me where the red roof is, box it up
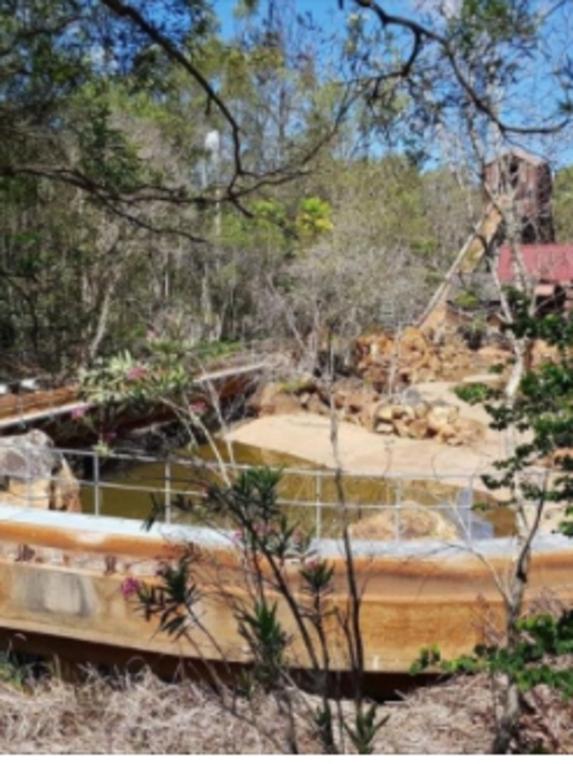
[497,244,573,284]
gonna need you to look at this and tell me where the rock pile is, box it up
[247,379,485,446]
[368,397,485,446]
[245,325,506,447]
[0,430,81,511]
[353,326,508,388]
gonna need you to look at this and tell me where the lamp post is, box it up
[200,129,222,340]
[204,129,221,237]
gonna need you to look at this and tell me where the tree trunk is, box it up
[493,678,521,753]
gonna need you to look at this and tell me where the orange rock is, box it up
[349,501,459,541]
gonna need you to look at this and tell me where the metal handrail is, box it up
[0,440,548,481]
[0,440,545,540]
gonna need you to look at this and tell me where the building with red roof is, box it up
[497,243,573,285]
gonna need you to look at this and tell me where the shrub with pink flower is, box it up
[70,404,90,421]
[120,576,141,599]
[232,529,245,544]
[126,366,148,382]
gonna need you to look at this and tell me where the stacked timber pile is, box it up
[0,430,81,511]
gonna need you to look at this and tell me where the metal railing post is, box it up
[315,472,322,540]
[468,474,475,540]
[165,460,172,524]
[93,451,101,516]
[26,445,32,507]
[394,479,402,541]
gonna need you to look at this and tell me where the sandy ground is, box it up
[225,381,510,487]
[225,381,563,532]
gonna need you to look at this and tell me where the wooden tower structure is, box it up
[484,148,555,244]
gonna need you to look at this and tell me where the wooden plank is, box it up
[0,386,78,420]
[0,401,91,431]
[0,363,266,430]
[418,205,503,332]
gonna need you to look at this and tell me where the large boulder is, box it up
[349,501,459,541]
[353,327,442,388]
[367,395,485,446]
[246,382,303,417]
[0,430,81,511]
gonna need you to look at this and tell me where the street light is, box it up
[204,129,221,237]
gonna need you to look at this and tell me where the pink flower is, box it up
[120,576,140,599]
[126,366,147,382]
[189,401,208,414]
[70,404,90,421]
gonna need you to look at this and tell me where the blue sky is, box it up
[211,0,573,169]
[214,0,410,38]
[215,0,342,37]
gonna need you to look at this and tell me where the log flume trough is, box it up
[0,362,267,432]
[0,505,571,683]
[2,360,573,689]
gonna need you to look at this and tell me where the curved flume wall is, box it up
[0,506,571,673]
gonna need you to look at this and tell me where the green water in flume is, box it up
[79,437,515,539]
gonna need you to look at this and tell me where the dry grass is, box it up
[0,667,571,754]
[0,668,319,754]
[377,673,573,754]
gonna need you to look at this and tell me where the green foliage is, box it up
[454,382,494,405]
[0,652,27,690]
[134,467,364,753]
[295,197,333,240]
[79,342,198,408]
[558,504,573,538]
[312,706,335,753]
[448,288,573,750]
[453,290,480,310]
[79,351,147,405]
[300,558,334,596]
[344,703,389,755]
[234,0,260,18]
[142,492,197,532]
[413,611,573,698]
[455,0,536,47]
[0,0,567,381]
[206,467,313,561]
[252,199,287,228]
[238,601,290,689]
[190,339,242,362]
[554,166,573,241]
[456,294,573,500]
[134,552,201,639]
[75,92,146,195]
[410,645,442,675]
